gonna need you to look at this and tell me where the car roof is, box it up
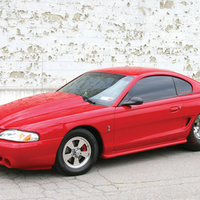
[90,66,171,76]
[89,66,200,94]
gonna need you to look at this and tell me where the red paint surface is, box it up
[0,66,200,170]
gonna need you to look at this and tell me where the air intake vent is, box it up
[186,118,191,126]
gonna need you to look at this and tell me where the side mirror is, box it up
[120,97,143,106]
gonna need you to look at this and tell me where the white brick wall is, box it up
[0,0,200,104]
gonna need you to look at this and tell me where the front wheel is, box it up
[186,114,200,151]
[55,128,99,176]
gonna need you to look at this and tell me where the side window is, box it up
[173,77,192,95]
[124,76,177,103]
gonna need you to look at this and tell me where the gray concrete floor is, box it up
[0,145,200,200]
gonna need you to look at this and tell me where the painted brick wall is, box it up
[0,0,200,104]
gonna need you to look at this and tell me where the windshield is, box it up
[58,72,133,106]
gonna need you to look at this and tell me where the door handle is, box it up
[170,106,179,113]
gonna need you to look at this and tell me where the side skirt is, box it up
[101,139,187,159]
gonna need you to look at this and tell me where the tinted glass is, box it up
[125,76,177,103]
[59,72,133,106]
[173,77,192,95]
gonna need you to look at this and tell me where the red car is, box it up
[0,67,200,176]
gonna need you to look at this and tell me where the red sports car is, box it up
[0,67,200,176]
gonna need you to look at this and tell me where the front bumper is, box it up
[0,137,62,170]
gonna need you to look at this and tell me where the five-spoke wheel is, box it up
[55,128,98,176]
[186,114,200,150]
[193,116,200,140]
[62,136,91,169]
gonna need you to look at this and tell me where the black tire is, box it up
[55,128,99,176]
[186,114,200,151]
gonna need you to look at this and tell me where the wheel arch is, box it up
[69,125,103,155]
[186,113,200,150]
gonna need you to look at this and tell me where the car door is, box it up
[114,75,184,151]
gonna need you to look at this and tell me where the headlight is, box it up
[0,130,39,142]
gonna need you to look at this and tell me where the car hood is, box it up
[0,92,104,129]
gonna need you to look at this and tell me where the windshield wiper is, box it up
[82,96,96,105]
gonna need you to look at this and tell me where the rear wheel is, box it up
[186,114,200,150]
[55,128,98,176]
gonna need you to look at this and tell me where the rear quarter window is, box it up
[173,77,192,95]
